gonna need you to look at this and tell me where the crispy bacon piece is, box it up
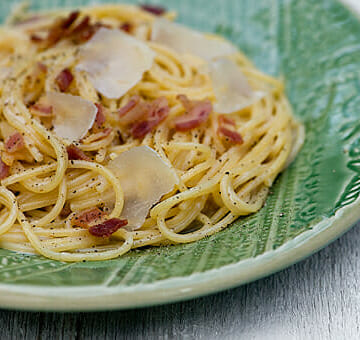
[5,132,25,153]
[174,94,212,132]
[30,34,43,42]
[45,11,80,47]
[55,68,73,92]
[69,16,96,43]
[0,157,9,180]
[61,11,80,29]
[120,22,133,33]
[83,127,113,144]
[94,103,106,129]
[140,4,166,15]
[66,144,91,161]
[89,218,128,237]
[118,95,144,123]
[131,97,169,139]
[30,104,53,117]
[60,203,72,218]
[118,96,169,139]
[71,207,106,228]
[218,126,243,144]
[217,115,243,144]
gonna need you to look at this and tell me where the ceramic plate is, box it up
[0,0,359,311]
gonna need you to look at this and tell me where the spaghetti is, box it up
[0,4,304,262]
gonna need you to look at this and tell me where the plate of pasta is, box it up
[0,0,358,311]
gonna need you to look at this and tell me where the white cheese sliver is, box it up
[76,27,155,99]
[107,146,179,230]
[47,92,97,142]
[209,57,266,114]
[151,19,237,61]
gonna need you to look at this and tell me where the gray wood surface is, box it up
[0,222,359,340]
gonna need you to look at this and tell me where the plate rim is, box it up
[0,0,358,312]
[0,195,358,312]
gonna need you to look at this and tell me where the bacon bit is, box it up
[71,207,106,228]
[45,11,80,47]
[217,115,243,144]
[55,68,73,92]
[118,95,142,121]
[70,18,110,43]
[218,115,235,127]
[131,97,169,139]
[140,4,166,15]
[118,96,169,138]
[120,22,133,33]
[89,218,128,237]
[30,34,43,42]
[60,203,72,218]
[0,157,9,180]
[99,127,112,137]
[174,94,212,132]
[30,104,53,117]
[61,11,80,29]
[83,127,113,144]
[5,132,25,153]
[94,103,106,129]
[218,126,243,144]
[69,16,95,43]
[66,144,91,161]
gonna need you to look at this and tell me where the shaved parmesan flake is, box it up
[76,28,155,99]
[107,146,178,230]
[47,92,97,142]
[151,19,237,61]
[209,58,266,114]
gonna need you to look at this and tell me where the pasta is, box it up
[0,4,304,262]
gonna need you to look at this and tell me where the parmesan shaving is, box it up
[107,146,178,230]
[209,57,266,114]
[76,27,155,99]
[47,92,97,142]
[151,19,237,61]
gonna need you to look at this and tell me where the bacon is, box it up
[174,95,212,132]
[118,95,144,123]
[66,144,91,161]
[217,126,243,144]
[83,127,113,144]
[61,11,80,30]
[120,22,133,33]
[0,157,9,180]
[131,97,169,139]
[60,204,72,218]
[118,96,169,139]
[94,103,106,129]
[30,104,53,117]
[217,115,243,144]
[5,132,25,153]
[69,16,96,43]
[71,207,106,228]
[55,68,73,92]
[89,218,128,237]
[140,4,166,15]
[30,34,43,42]
[45,11,80,47]
[218,115,236,127]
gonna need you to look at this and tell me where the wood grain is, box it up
[0,221,359,340]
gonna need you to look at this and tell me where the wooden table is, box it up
[0,221,359,339]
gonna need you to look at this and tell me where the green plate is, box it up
[0,0,359,311]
